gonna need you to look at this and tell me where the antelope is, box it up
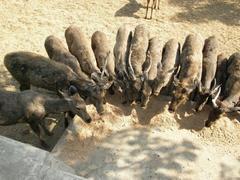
[128,24,150,103]
[91,31,116,94]
[152,38,180,96]
[65,25,101,79]
[4,51,111,114]
[141,37,162,107]
[169,34,204,112]
[0,87,91,147]
[206,52,240,127]
[113,24,133,103]
[195,36,219,112]
[44,35,90,80]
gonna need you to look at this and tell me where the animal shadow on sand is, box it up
[115,0,144,18]
[106,93,168,125]
[107,92,214,131]
[173,101,209,131]
[169,0,240,26]
[134,95,170,125]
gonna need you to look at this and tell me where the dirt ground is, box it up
[0,0,240,178]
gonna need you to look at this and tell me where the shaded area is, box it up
[106,93,167,125]
[134,95,171,125]
[0,69,17,90]
[0,114,67,151]
[169,0,240,26]
[107,93,208,130]
[115,0,144,18]
[62,128,199,179]
[0,136,82,180]
[173,101,209,131]
[0,68,67,151]
[219,162,240,179]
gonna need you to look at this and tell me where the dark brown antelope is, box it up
[215,53,228,98]
[0,87,91,147]
[113,24,133,103]
[206,52,240,127]
[4,51,110,114]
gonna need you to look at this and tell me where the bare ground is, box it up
[0,0,240,178]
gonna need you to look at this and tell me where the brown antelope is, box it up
[4,51,111,114]
[140,37,163,108]
[169,34,204,112]
[195,36,219,112]
[128,24,150,103]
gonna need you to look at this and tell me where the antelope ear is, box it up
[157,62,162,70]
[143,55,152,72]
[104,82,113,90]
[210,85,221,95]
[99,80,113,90]
[91,72,101,82]
[198,82,202,93]
[127,49,136,81]
[211,78,217,90]
[142,54,152,80]
[69,85,78,95]
[173,76,180,86]
[172,66,181,86]
[167,67,177,74]
[194,79,200,87]
[101,51,110,79]
[58,89,69,99]
[188,79,199,90]
[172,65,181,80]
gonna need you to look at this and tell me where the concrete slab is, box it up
[0,136,86,180]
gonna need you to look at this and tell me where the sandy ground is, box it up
[52,95,240,179]
[0,0,240,179]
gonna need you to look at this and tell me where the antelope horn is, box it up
[127,49,136,80]
[210,84,221,95]
[174,65,181,78]
[212,86,221,108]
[173,65,181,85]
[101,51,110,79]
[142,52,152,81]
[211,78,217,91]
[198,82,202,92]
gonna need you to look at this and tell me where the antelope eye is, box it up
[182,88,187,93]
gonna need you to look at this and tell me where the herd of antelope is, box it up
[0,24,239,147]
